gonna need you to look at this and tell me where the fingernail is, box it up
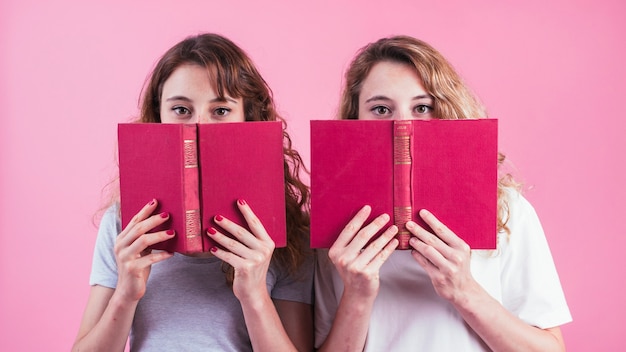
[166,229,175,236]
[406,221,415,229]
[148,199,156,206]
[160,212,169,218]
[238,198,246,206]
[215,215,223,221]
[210,247,218,253]
[207,227,217,235]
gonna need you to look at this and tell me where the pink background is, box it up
[1,0,624,350]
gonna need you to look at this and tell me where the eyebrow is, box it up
[364,94,433,103]
[165,95,239,104]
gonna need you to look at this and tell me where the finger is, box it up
[406,220,446,251]
[117,211,171,250]
[207,225,254,258]
[119,199,159,241]
[357,225,399,265]
[235,199,272,242]
[208,245,247,269]
[411,248,439,275]
[213,214,263,250]
[409,234,449,270]
[347,212,391,251]
[126,229,176,255]
[333,205,372,248]
[417,209,468,250]
[366,236,399,271]
[134,249,175,267]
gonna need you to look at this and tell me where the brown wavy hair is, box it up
[133,33,310,281]
[340,35,518,234]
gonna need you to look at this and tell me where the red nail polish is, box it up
[210,247,218,253]
[148,199,156,206]
[166,229,175,236]
[207,227,217,235]
[215,214,223,221]
[160,212,169,218]
[238,198,246,206]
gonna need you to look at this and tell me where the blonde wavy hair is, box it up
[339,35,518,234]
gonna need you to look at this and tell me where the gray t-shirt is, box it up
[90,205,314,351]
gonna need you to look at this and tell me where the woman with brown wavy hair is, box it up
[73,33,312,352]
[314,36,571,351]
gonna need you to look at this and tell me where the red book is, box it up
[118,122,286,254]
[310,119,498,250]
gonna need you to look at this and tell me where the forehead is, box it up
[359,61,426,98]
[162,64,214,95]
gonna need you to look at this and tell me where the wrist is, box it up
[340,287,377,313]
[450,281,490,317]
[110,289,141,310]
[342,280,379,300]
[238,289,273,312]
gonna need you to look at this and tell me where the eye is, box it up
[414,104,433,114]
[172,106,191,116]
[371,105,392,116]
[213,107,231,116]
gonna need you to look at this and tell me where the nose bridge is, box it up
[397,107,411,120]
[197,111,210,124]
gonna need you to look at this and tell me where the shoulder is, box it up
[89,203,122,288]
[500,187,541,233]
[497,187,554,264]
[99,202,122,233]
[497,190,572,328]
[502,187,535,216]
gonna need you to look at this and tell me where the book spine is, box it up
[182,124,203,253]
[393,120,413,249]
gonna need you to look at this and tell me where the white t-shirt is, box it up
[314,190,572,351]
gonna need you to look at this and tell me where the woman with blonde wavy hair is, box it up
[73,33,313,352]
[314,35,571,351]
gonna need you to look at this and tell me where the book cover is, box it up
[118,122,287,254]
[310,119,498,250]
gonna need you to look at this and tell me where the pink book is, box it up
[118,122,286,254]
[310,119,498,250]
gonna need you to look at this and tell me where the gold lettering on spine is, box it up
[183,140,197,168]
[185,209,201,239]
[394,206,412,240]
[394,135,411,165]
[393,121,413,249]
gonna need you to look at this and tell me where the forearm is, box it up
[317,289,375,352]
[72,292,137,352]
[454,283,565,352]
[240,292,298,352]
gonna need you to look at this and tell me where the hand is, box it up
[207,199,275,303]
[407,209,477,304]
[113,199,175,302]
[328,205,399,298]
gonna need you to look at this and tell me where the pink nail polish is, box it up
[207,227,217,235]
[238,198,246,206]
[148,199,156,206]
[160,212,169,218]
[166,229,175,236]
[210,247,218,253]
[215,214,223,221]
